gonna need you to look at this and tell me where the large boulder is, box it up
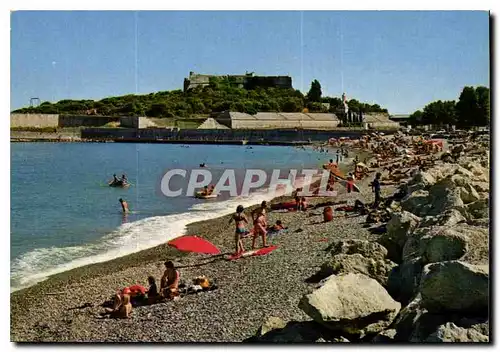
[406,171,436,193]
[419,261,489,314]
[392,294,427,342]
[326,239,388,261]
[426,187,464,217]
[299,273,401,337]
[387,257,424,304]
[419,209,466,228]
[465,199,489,220]
[471,181,489,193]
[423,322,489,342]
[317,253,397,287]
[400,190,429,216]
[380,211,421,263]
[417,227,469,264]
[459,184,481,204]
[422,232,468,264]
[371,329,397,342]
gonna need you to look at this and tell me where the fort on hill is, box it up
[183,71,293,92]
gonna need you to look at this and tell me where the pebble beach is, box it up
[11,132,490,343]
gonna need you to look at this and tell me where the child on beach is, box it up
[146,276,159,304]
[102,287,133,319]
[251,201,268,249]
[229,205,249,254]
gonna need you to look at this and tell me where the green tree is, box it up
[408,110,423,125]
[282,98,302,112]
[475,86,490,126]
[306,80,322,102]
[421,100,456,126]
[456,86,478,127]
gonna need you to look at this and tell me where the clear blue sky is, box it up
[11,10,489,114]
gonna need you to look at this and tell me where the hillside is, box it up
[12,83,388,118]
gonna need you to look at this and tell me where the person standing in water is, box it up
[119,198,129,213]
[110,174,119,185]
[229,205,249,254]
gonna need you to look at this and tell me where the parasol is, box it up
[168,235,221,255]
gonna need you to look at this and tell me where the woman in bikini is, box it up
[251,201,268,250]
[229,205,249,254]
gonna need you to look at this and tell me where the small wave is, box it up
[10,174,322,292]
[10,188,285,292]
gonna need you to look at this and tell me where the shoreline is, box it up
[11,175,387,342]
[10,144,367,293]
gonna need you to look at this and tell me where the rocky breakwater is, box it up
[381,144,490,343]
[246,139,489,343]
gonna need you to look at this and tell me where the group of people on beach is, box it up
[102,260,180,319]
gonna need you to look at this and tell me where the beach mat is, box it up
[226,245,279,261]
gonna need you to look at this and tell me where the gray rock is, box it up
[372,328,397,342]
[424,322,489,342]
[387,257,424,304]
[427,187,465,217]
[380,211,421,263]
[419,261,489,314]
[258,316,287,336]
[318,253,397,287]
[471,181,489,193]
[459,184,481,204]
[419,209,466,228]
[299,273,401,337]
[421,229,468,264]
[326,239,388,261]
[401,190,429,216]
[465,199,489,220]
[392,294,426,342]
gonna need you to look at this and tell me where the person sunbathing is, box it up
[269,220,286,232]
[160,261,180,300]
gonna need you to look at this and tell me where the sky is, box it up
[10,10,490,114]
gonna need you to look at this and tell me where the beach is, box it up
[11,133,490,343]
[11,175,392,342]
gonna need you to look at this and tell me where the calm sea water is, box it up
[11,143,334,291]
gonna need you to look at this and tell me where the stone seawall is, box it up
[10,114,59,128]
[81,128,396,144]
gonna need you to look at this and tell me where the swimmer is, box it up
[119,198,129,213]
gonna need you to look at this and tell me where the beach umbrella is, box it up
[168,235,221,255]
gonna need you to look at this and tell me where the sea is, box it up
[11,142,346,291]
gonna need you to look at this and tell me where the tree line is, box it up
[12,78,387,118]
[408,86,490,128]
